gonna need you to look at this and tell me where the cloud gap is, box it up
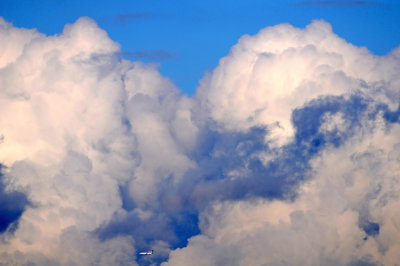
[0,165,30,234]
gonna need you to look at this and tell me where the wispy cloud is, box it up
[297,0,383,8]
[122,49,176,61]
[111,12,155,25]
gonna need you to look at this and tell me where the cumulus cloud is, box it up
[1,16,400,266]
[196,20,399,147]
[165,20,400,265]
[0,16,194,265]
[165,118,400,265]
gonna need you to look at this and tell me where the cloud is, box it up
[1,16,400,266]
[123,49,176,61]
[296,0,384,8]
[165,117,400,265]
[164,20,400,265]
[0,16,191,265]
[111,12,155,25]
[196,20,387,147]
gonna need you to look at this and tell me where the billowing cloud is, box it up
[196,20,398,146]
[165,118,400,265]
[165,20,400,266]
[0,16,194,265]
[1,16,400,266]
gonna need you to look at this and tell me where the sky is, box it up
[1,1,400,266]
[1,0,400,94]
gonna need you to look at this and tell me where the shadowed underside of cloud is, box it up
[1,16,400,265]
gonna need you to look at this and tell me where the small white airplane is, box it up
[139,250,153,255]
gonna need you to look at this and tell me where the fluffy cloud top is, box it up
[197,20,399,146]
[1,17,400,266]
[0,17,194,265]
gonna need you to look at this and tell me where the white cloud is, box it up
[163,20,400,266]
[165,116,400,266]
[319,112,348,133]
[195,20,398,147]
[0,17,195,265]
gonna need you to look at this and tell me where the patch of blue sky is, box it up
[0,166,30,233]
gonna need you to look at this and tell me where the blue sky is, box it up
[1,0,399,94]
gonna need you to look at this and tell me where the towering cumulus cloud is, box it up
[0,17,194,265]
[1,17,400,265]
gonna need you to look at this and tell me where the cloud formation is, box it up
[296,0,384,8]
[1,16,400,266]
[111,12,155,25]
[166,117,400,265]
[122,49,176,61]
[0,16,190,265]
